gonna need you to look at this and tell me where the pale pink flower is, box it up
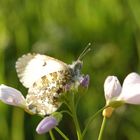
[104,72,140,107]
[0,84,26,107]
[36,116,58,134]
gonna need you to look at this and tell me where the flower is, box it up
[103,72,140,117]
[0,84,63,134]
[0,84,26,107]
[36,116,58,134]
[104,76,121,104]
[0,84,36,115]
[118,72,140,104]
[63,75,90,93]
[36,112,62,134]
[80,75,90,88]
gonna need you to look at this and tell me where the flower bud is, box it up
[80,75,90,88]
[104,76,121,104]
[36,116,57,134]
[102,107,114,118]
[36,112,62,134]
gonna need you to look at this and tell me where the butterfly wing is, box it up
[26,70,72,115]
[16,53,69,88]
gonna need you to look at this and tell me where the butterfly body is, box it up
[16,54,83,116]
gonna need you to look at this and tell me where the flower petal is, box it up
[36,116,58,134]
[119,73,140,104]
[80,75,90,88]
[104,76,122,101]
[0,84,26,107]
[122,72,140,88]
[119,84,140,104]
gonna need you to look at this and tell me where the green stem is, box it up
[55,127,69,140]
[70,94,82,140]
[75,94,81,110]
[60,110,72,117]
[82,106,106,137]
[72,107,82,140]
[49,130,55,140]
[97,117,107,140]
[63,92,82,140]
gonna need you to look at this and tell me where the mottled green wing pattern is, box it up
[26,70,71,116]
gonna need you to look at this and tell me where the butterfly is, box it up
[16,45,91,116]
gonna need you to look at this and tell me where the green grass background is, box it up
[0,0,140,140]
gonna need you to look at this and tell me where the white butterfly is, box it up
[16,46,91,116]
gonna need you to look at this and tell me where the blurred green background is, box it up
[0,0,140,140]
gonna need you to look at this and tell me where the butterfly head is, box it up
[69,43,91,80]
[69,60,83,76]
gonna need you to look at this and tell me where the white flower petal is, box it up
[104,76,122,101]
[119,87,140,105]
[118,73,140,104]
[122,72,140,88]
[119,84,140,104]
[0,84,26,107]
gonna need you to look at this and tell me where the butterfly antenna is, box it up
[77,43,92,60]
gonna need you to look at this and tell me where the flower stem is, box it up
[55,127,69,140]
[63,92,82,140]
[60,110,72,117]
[72,107,82,140]
[71,93,82,140]
[97,117,107,140]
[49,130,55,140]
[82,106,106,137]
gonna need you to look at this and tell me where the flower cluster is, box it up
[1,61,140,138]
[0,84,62,134]
[0,75,89,134]
[103,72,140,117]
